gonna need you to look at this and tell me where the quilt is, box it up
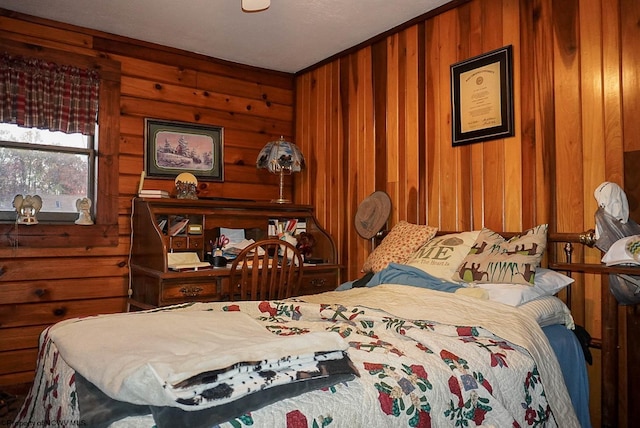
[15,284,579,427]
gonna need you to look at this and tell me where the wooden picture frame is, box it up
[144,119,224,181]
[451,45,514,146]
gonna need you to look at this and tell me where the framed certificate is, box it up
[451,45,514,146]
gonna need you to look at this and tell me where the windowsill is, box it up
[0,222,118,247]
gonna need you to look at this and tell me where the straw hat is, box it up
[355,191,392,239]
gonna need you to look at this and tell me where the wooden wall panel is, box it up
[518,0,537,230]
[464,2,483,230]
[503,0,523,232]
[385,33,401,221]
[577,0,608,352]
[480,0,507,232]
[621,0,640,152]
[424,18,441,229]
[436,10,464,231]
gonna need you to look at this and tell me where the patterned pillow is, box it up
[362,221,438,273]
[452,224,548,285]
[404,230,480,280]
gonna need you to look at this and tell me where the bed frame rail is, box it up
[548,231,639,428]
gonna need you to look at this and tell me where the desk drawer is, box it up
[161,281,221,303]
[188,236,204,250]
[298,271,337,296]
[165,236,204,251]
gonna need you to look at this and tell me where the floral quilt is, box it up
[15,284,579,427]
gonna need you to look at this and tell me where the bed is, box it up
[14,225,591,428]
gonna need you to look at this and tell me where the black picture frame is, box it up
[144,119,224,181]
[451,45,514,146]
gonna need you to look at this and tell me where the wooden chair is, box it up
[227,238,304,301]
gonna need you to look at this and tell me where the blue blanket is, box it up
[337,263,463,293]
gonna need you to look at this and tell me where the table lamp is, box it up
[256,136,305,204]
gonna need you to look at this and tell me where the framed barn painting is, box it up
[144,119,224,181]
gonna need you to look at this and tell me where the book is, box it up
[268,219,278,236]
[168,218,189,236]
[157,219,167,232]
[285,218,298,233]
[139,189,170,198]
[167,252,210,271]
[295,220,307,234]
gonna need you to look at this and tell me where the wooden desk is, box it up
[129,198,339,309]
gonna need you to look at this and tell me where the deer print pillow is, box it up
[452,224,548,286]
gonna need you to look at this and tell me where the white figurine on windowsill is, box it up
[13,194,42,225]
[75,197,94,225]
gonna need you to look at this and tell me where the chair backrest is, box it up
[227,238,304,301]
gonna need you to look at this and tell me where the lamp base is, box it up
[271,198,291,204]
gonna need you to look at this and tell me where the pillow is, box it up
[533,267,575,295]
[474,267,574,306]
[404,230,480,281]
[601,235,640,266]
[452,224,548,285]
[518,295,575,328]
[362,221,438,273]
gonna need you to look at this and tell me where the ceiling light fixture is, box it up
[242,0,270,12]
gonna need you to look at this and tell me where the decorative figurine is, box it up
[75,197,94,225]
[175,172,198,199]
[295,231,315,259]
[13,194,42,225]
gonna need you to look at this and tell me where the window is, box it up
[0,39,120,247]
[0,123,96,222]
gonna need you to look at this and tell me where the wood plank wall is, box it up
[0,9,293,385]
[294,0,639,426]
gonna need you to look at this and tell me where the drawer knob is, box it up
[34,288,47,297]
[53,307,67,317]
[310,278,327,287]
[180,286,203,297]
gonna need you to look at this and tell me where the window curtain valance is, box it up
[0,53,100,136]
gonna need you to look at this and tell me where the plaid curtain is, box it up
[0,53,100,136]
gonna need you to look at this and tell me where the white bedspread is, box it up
[49,310,348,409]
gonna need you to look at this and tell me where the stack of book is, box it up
[138,189,170,198]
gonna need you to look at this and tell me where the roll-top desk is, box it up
[128,198,339,310]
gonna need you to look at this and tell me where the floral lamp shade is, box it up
[256,136,305,173]
[256,136,305,203]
